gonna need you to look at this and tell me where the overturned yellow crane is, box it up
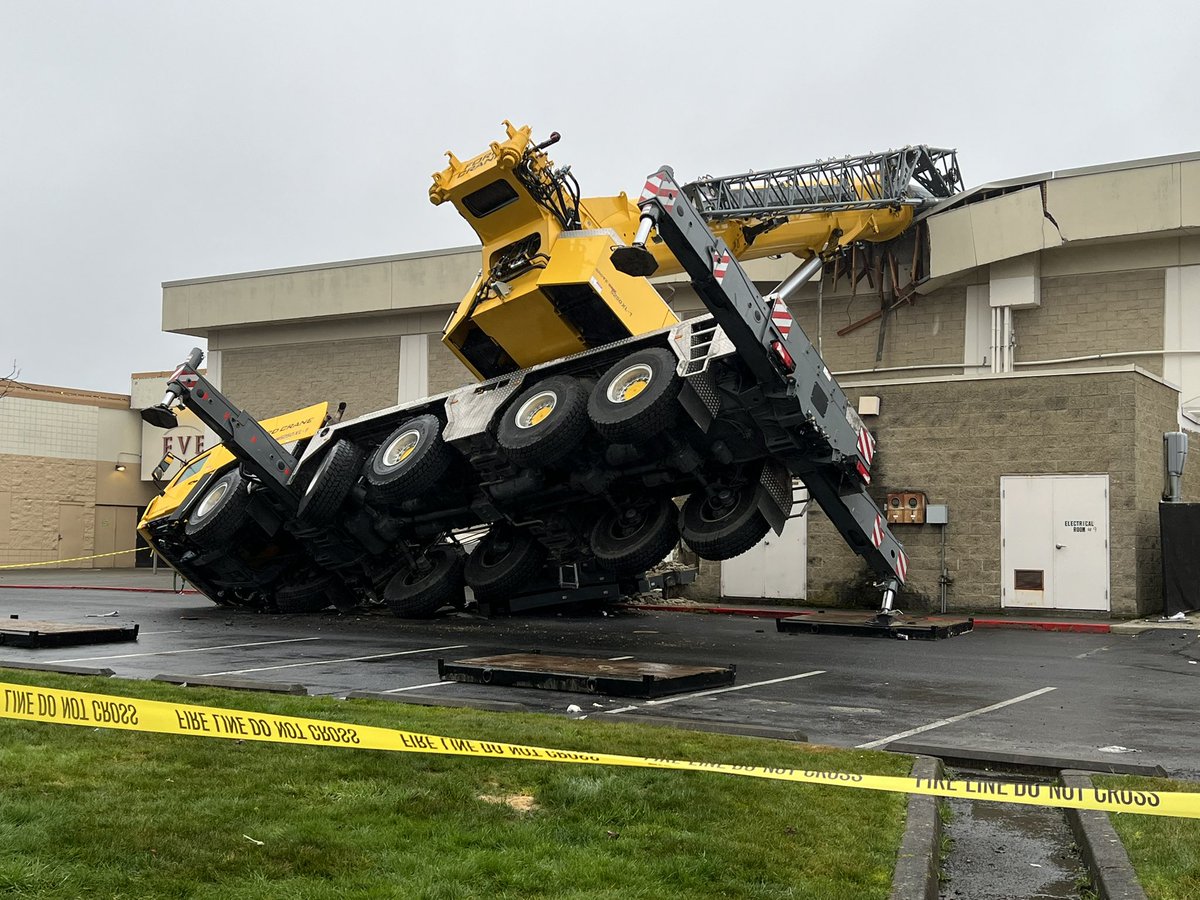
[136,120,962,622]
[430,120,957,380]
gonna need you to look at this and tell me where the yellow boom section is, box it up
[430,122,916,380]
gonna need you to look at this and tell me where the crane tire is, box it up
[184,469,250,549]
[680,487,771,561]
[384,546,465,618]
[589,495,679,576]
[274,574,338,614]
[588,348,682,444]
[464,525,547,601]
[296,439,364,525]
[496,375,590,468]
[365,415,452,503]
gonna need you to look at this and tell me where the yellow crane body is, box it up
[430,122,920,380]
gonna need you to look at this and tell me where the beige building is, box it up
[0,381,156,568]
[159,151,1200,616]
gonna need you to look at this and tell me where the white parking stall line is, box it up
[201,645,469,677]
[856,686,1058,750]
[603,670,826,715]
[608,656,634,661]
[46,637,321,664]
[383,681,453,693]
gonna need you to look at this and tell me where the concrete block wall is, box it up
[427,333,473,395]
[789,284,969,374]
[222,336,402,419]
[1017,270,1164,374]
[0,397,98,459]
[806,369,1170,616]
[0,454,97,567]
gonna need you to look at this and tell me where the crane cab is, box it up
[430,121,677,380]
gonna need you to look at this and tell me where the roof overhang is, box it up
[919,150,1200,283]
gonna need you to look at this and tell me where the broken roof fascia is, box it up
[916,149,1200,222]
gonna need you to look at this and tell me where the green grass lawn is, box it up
[0,669,912,899]
[1094,775,1200,900]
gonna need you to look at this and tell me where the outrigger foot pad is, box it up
[610,245,659,277]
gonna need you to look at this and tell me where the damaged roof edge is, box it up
[916,148,1200,222]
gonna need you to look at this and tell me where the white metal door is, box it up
[721,496,807,601]
[1001,475,1109,611]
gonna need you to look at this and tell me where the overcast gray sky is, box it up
[2,1,1198,392]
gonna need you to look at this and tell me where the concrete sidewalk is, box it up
[0,567,1193,633]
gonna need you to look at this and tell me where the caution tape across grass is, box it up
[1,679,1195,819]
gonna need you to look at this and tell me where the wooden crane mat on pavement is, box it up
[776,611,973,640]
[438,653,735,698]
[0,618,140,649]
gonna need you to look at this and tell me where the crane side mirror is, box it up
[150,452,179,496]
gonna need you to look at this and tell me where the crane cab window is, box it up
[463,180,518,218]
[169,452,214,488]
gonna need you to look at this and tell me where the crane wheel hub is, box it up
[606,364,653,404]
[194,482,229,519]
[382,430,421,467]
[515,390,558,429]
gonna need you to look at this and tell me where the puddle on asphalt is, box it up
[940,769,1091,900]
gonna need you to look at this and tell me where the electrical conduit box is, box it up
[886,491,927,524]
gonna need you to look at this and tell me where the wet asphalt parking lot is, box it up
[2,585,1198,778]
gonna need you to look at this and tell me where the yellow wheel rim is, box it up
[382,430,421,468]
[606,363,655,404]
[621,379,648,401]
[515,390,558,429]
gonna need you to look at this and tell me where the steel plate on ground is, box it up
[0,619,140,649]
[776,611,973,640]
[438,652,735,698]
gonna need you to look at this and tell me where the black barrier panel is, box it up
[1160,502,1200,617]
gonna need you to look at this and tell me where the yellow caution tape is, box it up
[1,679,1195,819]
[0,547,149,570]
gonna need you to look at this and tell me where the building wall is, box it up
[787,283,969,374]
[222,336,402,420]
[0,390,154,569]
[162,247,479,335]
[428,332,472,395]
[1017,269,1165,374]
[800,368,1170,617]
[0,454,97,568]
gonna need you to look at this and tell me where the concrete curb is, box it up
[345,690,528,712]
[599,712,806,742]
[0,583,199,595]
[973,619,1110,633]
[1060,770,1147,900]
[629,603,800,619]
[890,755,943,900]
[885,743,1167,778]
[152,674,308,695]
[0,660,115,678]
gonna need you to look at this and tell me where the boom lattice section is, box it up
[684,146,963,219]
